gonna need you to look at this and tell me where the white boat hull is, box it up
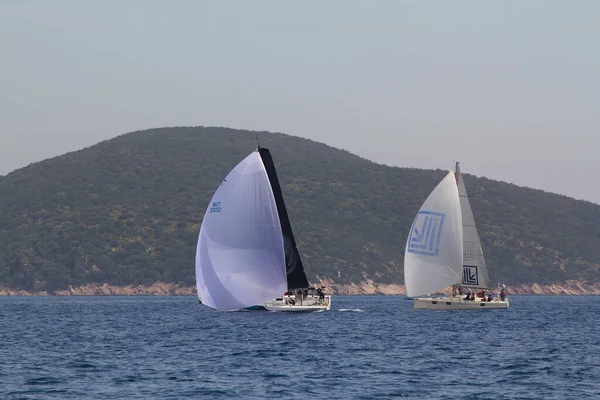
[264,295,331,312]
[413,295,509,310]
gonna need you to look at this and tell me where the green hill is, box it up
[0,126,599,292]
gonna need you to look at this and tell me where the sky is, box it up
[1,1,599,203]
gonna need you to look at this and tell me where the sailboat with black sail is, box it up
[403,163,508,310]
[195,147,331,312]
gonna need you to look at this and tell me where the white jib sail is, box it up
[404,170,463,297]
[195,151,287,310]
[455,164,490,289]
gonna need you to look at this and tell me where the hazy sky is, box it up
[2,1,599,202]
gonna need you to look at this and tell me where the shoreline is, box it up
[2,279,600,296]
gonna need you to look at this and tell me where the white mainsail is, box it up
[195,151,287,310]
[455,163,491,289]
[404,170,463,297]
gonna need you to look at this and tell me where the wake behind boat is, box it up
[195,146,331,312]
[404,163,509,310]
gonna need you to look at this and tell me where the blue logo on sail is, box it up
[407,211,446,256]
[210,201,222,213]
[462,265,478,285]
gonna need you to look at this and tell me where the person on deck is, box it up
[317,288,325,302]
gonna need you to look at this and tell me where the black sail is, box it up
[258,147,309,289]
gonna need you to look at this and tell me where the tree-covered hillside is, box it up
[0,126,599,292]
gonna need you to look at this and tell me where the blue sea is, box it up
[1,295,598,399]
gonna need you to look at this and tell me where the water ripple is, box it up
[1,295,599,399]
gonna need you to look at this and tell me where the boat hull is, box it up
[413,295,509,310]
[264,295,332,312]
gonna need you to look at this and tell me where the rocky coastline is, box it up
[1,279,600,296]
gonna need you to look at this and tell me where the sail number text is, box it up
[210,202,222,213]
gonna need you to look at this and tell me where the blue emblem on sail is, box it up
[407,211,446,256]
[462,265,478,285]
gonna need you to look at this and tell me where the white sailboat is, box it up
[195,147,331,312]
[403,163,509,310]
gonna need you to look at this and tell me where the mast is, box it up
[258,148,310,289]
[452,161,460,295]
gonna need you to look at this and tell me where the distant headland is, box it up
[1,126,600,293]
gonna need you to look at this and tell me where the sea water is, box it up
[1,295,598,399]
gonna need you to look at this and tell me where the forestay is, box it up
[195,151,287,310]
[404,170,463,297]
[455,164,490,289]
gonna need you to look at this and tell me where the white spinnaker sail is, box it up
[455,164,490,289]
[404,170,463,297]
[195,151,287,310]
